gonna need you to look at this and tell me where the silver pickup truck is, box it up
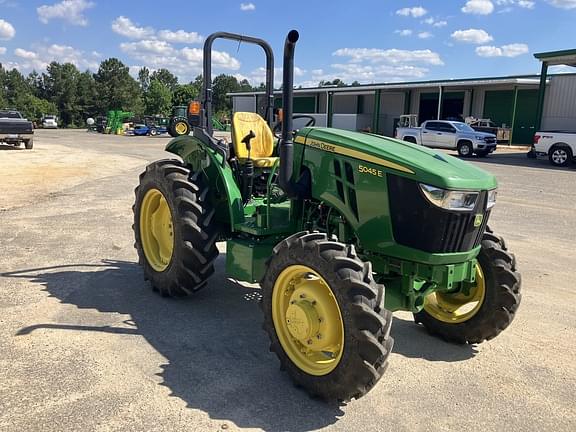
[0,110,34,149]
[396,120,497,157]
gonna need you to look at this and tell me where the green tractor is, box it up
[133,30,521,401]
[167,105,192,137]
[168,103,230,137]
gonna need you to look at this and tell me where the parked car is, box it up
[396,119,497,157]
[468,119,511,143]
[0,109,34,149]
[533,131,576,167]
[41,115,58,129]
[131,124,167,136]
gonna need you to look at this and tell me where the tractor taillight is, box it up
[188,101,201,115]
[533,134,541,144]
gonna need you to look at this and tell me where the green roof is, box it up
[534,49,576,66]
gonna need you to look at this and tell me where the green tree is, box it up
[94,58,143,115]
[76,71,98,121]
[138,66,150,92]
[190,74,204,98]
[151,68,178,92]
[172,84,198,106]
[42,62,81,126]
[2,68,31,108]
[319,78,347,87]
[145,79,172,115]
[212,74,243,114]
[18,93,57,121]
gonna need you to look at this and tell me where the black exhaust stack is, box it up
[278,29,299,198]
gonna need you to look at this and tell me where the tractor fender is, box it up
[165,135,245,228]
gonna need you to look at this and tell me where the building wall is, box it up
[233,96,256,113]
[542,75,576,131]
[378,92,404,136]
[332,94,358,114]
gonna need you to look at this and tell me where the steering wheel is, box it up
[273,115,316,138]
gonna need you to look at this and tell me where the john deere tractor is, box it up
[167,105,192,137]
[133,30,521,401]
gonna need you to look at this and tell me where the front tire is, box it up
[414,227,521,344]
[261,232,393,401]
[457,141,473,157]
[133,160,219,296]
[24,138,33,149]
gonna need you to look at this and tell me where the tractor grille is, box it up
[387,174,489,253]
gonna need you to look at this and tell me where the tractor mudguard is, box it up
[165,135,245,228]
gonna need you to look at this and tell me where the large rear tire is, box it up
[133,159,219,296]
[261,231,394,401]
[414,227,521,344]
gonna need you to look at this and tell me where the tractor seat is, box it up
[232,112,278,168]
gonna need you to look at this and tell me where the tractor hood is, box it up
[298,128,497,190]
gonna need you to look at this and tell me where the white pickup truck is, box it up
[533,131,576,167]
[396,120,497,157]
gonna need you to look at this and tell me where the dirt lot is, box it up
[1,129,575,432]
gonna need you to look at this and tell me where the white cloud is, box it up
[396,6,428,17]
[0,47,6,55]
[395,29,413,36]
[121,39,176,56]
[451,29,493,44]
[462,0,494,14]
[15,48,38,59]
[0,19,15,40]
[325,63,430,83]
[546,0,576,8]
[37,0,94,26]
[549,65,576,73]
[496,0,535,8]
[333,47,444,66]
[242,65,306,86]
[10,43,99,72]
[418,32,433,39]
[476,43,529,57]
[112,16,155,39]
[120,39,240,80]
[111,16,205,46]
[423,17,448,27]
[240,2,256,11]
[157,29,203,44]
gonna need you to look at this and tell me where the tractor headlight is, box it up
[487,189,497,209]
[419,184,479,211]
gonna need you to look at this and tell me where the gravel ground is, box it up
[1,129,575,432]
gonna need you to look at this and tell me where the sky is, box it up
[0,0,575,87]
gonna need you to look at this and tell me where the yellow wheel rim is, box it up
[423,264,486,324]
[139,188,174,272]
[272,265,344,376]
[175,122,187,135]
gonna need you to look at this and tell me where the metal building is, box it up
[229,72,576,145]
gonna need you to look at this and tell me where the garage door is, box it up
[483,89,538,145]
[274,96,316,113]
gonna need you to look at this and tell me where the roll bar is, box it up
[201,32,274,135]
